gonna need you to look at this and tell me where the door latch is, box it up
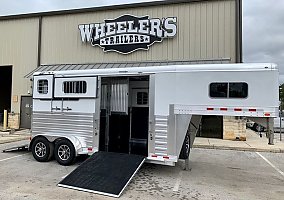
[51,106,61,111]
[62,107,72,111]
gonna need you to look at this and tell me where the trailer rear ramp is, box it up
[58,151,145,197]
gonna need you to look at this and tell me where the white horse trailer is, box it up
[30,63,279,167]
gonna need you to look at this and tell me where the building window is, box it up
[37,80,48,94]
[209,82,248,98]
[63,81,87,94]
[137,92,148,105]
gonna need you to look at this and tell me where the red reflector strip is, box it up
[87,147,92,151]
[249,109,257,112]
[207,108,214,111]
[234,108,242,111]
[220,108,227,111]
[163,156,170,159]
[151,155,158,158]
[264,113,270,116]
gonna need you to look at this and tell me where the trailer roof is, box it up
[25,58,231,78]
[32,63,277,77]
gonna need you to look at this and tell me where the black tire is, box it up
[54,139,75,166]
[31,137,53,162]
[179,132,190,159]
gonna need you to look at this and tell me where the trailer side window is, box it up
[63,81,87,94]
[229,83,248,98]
[209,82,248,98]
[137,92,148,105]
[209,83,228,98]
[37,79,48,94]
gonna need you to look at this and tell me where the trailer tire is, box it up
[54,139,75,166]
[179,132,190,159]
[31,137,53,162]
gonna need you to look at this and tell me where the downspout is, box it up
[236,0,243,63]
[37,16,42,67]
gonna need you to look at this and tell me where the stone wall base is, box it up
[223,116,246,141]
[8,113,20,130]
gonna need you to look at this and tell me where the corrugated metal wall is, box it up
[41,0,236,64]
[0,18,39,112]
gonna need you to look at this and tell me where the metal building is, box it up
[0,0,242,138]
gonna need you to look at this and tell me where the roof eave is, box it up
[0,0,205,20]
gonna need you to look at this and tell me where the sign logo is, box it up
[78,14,177,54]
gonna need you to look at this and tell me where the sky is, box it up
[243,0,284,82]
[0,0,283,82]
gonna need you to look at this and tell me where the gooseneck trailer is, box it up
[29,63,278,197]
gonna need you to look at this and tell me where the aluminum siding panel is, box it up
[32,112,94,148]
[40,0,236,64]
[0,18,39,113]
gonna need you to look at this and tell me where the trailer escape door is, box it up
[58,152,145,197]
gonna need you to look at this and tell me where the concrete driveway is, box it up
[0,141,283,200]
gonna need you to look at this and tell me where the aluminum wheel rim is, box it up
[58,145,70,161]
[35,142,47,158]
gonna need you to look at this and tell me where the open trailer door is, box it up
[58,152,145,197]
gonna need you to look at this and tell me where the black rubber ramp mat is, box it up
[58,151,145,197]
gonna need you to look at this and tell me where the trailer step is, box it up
[58,151,145,198]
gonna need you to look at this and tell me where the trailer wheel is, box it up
[31,137,54,162]
[54,139,75,166]
[179,132,190,159]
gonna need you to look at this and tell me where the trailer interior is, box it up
[99,76,149,156]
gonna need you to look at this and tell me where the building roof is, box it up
[0,0,211,20]
[25,58,231,78]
